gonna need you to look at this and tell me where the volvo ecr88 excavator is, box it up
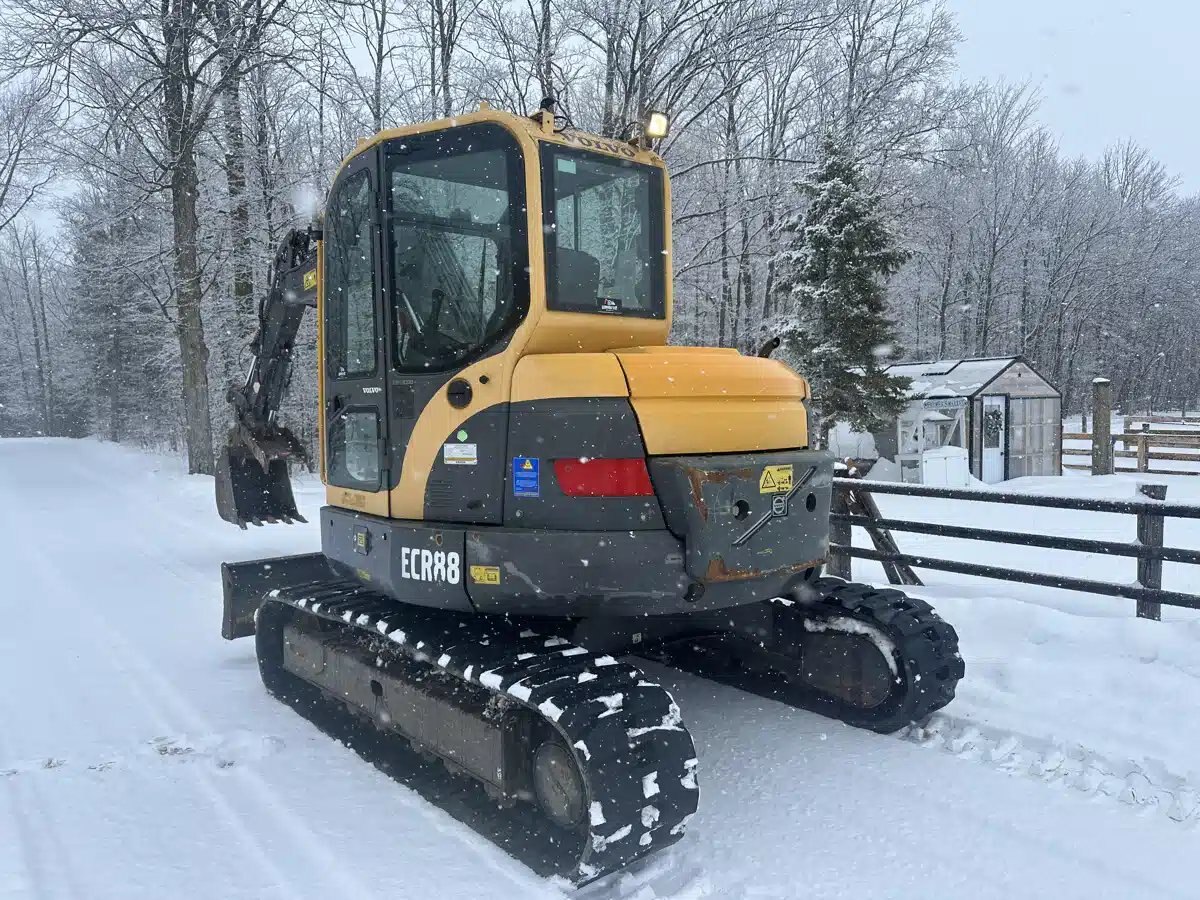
[216,102,963,883]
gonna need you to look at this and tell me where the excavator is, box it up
[215,101,963,884]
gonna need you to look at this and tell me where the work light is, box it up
[644,111,670,140]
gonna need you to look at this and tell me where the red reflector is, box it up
[553,458,655,497]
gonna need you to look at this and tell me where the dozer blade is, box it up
[220,552,335,639]
[215,446,305,528]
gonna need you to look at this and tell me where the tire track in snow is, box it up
[70,461,565,899]
[901,713,1200,827]
[0,507,325,900]
[0,456,382,898]
[0,732,287,781]
[2,448,565,900]
[0,741,90,900]
[33,577,382,899]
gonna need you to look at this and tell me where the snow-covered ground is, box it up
[2,438,1199,900]
[851,470,1200,830]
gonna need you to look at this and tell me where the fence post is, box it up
[828,486,852,580]
[1092,378,1113,475]
[1136,482,1167,620]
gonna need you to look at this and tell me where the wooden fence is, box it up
[828,477,1200,620]
[1063,426,1200,475]
[1070,380,1200,475]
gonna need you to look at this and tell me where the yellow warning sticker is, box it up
[470,565,501,585]
[759,464,794,494]
[303,269,317,290]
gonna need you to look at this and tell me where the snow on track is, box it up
[1,438,1198,899]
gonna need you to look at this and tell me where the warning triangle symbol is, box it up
[760,470,777,491]
[522,459,534,470]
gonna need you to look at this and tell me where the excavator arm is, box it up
[215,227,319,528]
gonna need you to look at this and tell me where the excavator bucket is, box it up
[215,446,304,528]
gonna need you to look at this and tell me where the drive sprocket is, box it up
[651,577,964,734]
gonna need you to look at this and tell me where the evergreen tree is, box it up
[771,138,911,438]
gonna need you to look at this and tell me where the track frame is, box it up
[255,579,700,884]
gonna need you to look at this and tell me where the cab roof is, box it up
[345,104,666,173]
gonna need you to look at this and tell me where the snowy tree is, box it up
[2,0,296,474]
[0,78,54,234]
[770,137,910,437]
[1,0,1199,445]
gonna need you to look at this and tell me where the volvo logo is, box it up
[563,132,639,159]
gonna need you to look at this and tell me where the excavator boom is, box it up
[215,227,318,528]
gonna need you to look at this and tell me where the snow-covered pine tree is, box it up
[770,137,911,440]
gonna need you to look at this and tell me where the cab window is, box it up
[387,125,527,372]
[325,169,377,378]
[542,147,665,318]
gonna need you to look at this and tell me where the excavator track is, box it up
[254,579,699,885]
[652,577,964,734]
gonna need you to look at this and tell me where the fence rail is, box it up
[828,477,1200,619]
[1128,414,1200,426]
[1062,427,1200,475]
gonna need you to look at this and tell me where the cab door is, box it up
[381,124,528,524]
[323,147,391,511]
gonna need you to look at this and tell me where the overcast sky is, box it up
[949,0,1199,194]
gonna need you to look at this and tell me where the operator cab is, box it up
[325,121,666,377]
[320,112,671,519]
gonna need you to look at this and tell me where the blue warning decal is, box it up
[512,456,540,497]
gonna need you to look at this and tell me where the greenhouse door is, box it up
[981,395,1006,483]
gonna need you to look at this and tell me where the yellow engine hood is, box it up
[611,347,811,455]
